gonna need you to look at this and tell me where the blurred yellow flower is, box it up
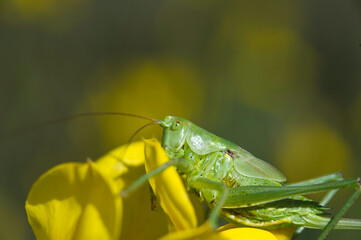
[26,139,295,240]
[211,2,318,115]
[275,120,354,182]
[75,59,204,148]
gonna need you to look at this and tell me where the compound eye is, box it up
[171,120,182,130]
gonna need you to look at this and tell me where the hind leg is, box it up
[289,172,344,238]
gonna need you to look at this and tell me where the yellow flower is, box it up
[159,222,295,240]
[25,141,170,240]
[143,139,198,231]
[25,139,295,240]
[25,161,122,240]
[96,141,170,239]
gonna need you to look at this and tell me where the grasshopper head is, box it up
[159,116,191,152]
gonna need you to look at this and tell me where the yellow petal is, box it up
[96,141,146,192]
[97,140,170,239]
[96,140,146,167]
[218,224,295,240]
[161,223,294,240]
[25,161,122,240]
[268,227,296,240]
[143,138,197,231]
[159,223,220,240]
[219,228,278,240]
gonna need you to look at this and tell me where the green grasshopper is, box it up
[2,112,360,239]
[122,115,361,240]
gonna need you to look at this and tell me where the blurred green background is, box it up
[1,0,361,239]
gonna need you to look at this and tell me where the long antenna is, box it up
[127,121,160,143]
[0,112,159,141]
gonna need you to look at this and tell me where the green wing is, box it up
[232,147,286,182]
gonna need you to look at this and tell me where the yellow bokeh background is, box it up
[82,58,204,147]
